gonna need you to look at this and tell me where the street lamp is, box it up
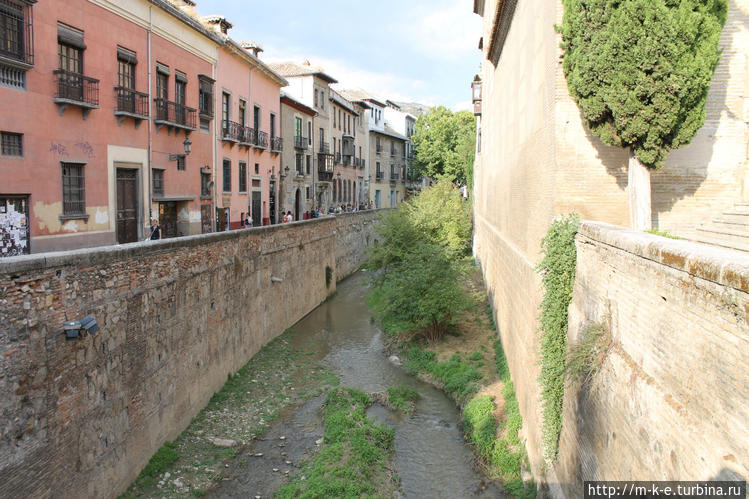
[283,166,290,179]
[183,137,192,155]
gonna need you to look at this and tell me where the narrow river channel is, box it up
[211,271,506,498]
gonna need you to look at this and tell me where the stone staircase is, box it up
[694,202,749,253]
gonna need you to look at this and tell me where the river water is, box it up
[212,271,506,498]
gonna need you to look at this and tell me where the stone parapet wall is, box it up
[0,212,381,498]
[555,222,749,496]
[334,210,384,280]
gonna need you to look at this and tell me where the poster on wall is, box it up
[0,196,30,257]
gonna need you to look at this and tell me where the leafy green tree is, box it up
[375,242,468,342]
[411,106,476,186]
[369,180,472,270]
[560,0,726,229]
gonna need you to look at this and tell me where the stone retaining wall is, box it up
[554,222,749,496]
[0,211,381,498]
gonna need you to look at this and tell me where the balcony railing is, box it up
[318,154,334,181]
[390,147,397,157]
[320,142,330,154]
[376,170,383,180]
[0,1,34,67]
[154,98,196,130]
[390,172,400,181]
[271,136,283,152]
[335,152,341,164]
[240,126,255,144]
[114,86,148,119]
[53,69,99,111]
[255,130,269,148]
[294,135,308,149]
[221,120,243,142]
[376,145,383,154]
[361,159,365,169]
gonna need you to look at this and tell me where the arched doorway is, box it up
[294,188,301,221]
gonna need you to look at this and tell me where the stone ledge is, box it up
[578,221,749,293]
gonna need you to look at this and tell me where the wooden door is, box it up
[116,169,138,243]
[252,191,261,227]
[159,202,177,238]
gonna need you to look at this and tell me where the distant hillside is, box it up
[394,102,432,118]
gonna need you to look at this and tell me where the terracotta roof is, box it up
[373,125,408,141]
[337,88,386,108]
[267,61,338,84]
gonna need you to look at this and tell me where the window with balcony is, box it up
[1,131,21,156]
[198,74,214,130]
[115,46,147,122]
[61,162,85,217]
[55,24,98,114]
[0,0,33,89]
[223,159,231,192]
[238,99,246,126]
[152,169,164,195]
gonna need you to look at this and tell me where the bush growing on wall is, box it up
[536,213,580,460]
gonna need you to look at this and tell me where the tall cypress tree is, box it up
[560,0,727,229]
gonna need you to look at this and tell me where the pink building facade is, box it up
[0,0,285,256]
[214,36,285,230]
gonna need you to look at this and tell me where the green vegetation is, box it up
[403,348,482,403]
[276,388,398,498]
[410,106,476,187]
[367,183,534,496]
[386,385,420,414]
[120,329,338,498]
[566,322,612,385]
[536,214,580,461]
[645,228,681,240]
[560,0,727,169]
[367,181,472,342]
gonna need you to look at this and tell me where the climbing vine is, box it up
[536,213,579,460]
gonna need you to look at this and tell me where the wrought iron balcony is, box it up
[320,142,330,154]
[390,172,400,181]
[271,136,283,152]
[376,170,383,180]
[294,135,308,149]
[255,130,269,149]
[221,120,243,143]
[318,154,334,181]
[53,69,100,118]
[390,147,397,157]
[154,97,196,131]
[240,126,255,145]
[114,86,148,125]
[376,145,383,154]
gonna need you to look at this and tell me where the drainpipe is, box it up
[147,6,153,236]
[212,49,218,231]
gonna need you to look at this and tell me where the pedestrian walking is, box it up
[147,218,161,240]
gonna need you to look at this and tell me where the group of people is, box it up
[145,201,376,241]
[281,211,294,223]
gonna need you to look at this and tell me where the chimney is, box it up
[240,41,264,58]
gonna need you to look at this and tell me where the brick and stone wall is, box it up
[0,212,381,499]
[554,222,749,496]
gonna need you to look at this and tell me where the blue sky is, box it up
[194,0,482,110]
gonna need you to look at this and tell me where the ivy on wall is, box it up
[536,214,580,460]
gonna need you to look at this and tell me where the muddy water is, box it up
[212,271,506,498]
